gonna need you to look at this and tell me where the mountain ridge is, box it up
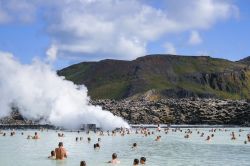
[58,54,250,100]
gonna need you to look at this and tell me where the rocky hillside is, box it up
[58,54,250,100]
[238,56,250,65]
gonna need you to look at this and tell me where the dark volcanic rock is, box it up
[0,111,34,125]
[1,98,249,126]
[91,98,250,126]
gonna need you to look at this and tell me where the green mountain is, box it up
[58,54,250,100]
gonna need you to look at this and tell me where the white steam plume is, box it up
[0,51,129,129]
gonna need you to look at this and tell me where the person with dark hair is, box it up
[80,160,86,166]
[140,157,146,164]
[133,158,139,166]
[55,142,67,160]
[87,137,91,143]
[96,143,100,149]
[33,132,40,139]
[157,124,161,132]
[48,150,56,159]
[132,143,137,149]
[108,153,120,164]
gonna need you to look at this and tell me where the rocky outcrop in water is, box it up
[91,98,250,126]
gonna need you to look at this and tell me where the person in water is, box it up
[55,142,67,160]
[157,124,161,132]
[48,150,56,159]
[140,157,146,165]
[133,158,139,166]
[132,143,137,149]
[94,143,100,150]
[80,161,86,166]
[108,153,120,164]
[231,132,236,140]
[33,132,40,139]
[87,137,91,143]
[155,136,161,141]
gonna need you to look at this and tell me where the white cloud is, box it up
[0,0,239,60]
[188,30,202,45]
[46,44,58,62]
[164,42,176,55]
[0,0,36,23]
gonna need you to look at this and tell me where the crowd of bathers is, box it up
[1,126,250,166]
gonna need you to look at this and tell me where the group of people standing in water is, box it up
[47,128,148,165]
[1,126,250,165]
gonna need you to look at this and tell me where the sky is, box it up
[0,0,249,69]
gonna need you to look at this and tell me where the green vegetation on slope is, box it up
[58,55,250,100]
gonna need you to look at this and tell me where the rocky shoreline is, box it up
[1,98,250,127]
[91,98,250,126]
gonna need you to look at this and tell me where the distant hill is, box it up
[238,56,250,65]
[58,54,250,100]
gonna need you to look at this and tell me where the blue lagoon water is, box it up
[0,128,249,166]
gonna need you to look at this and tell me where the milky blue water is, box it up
[0,128,249,166]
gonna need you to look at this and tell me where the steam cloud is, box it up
[0,52,129,129]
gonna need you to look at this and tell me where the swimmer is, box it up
[58,133,64,137]
[55,142,67,160]
[133,158,139,166]
[76,137,79,141]
[155,136,161,141]
[48,150,56,159]
[33,132,40,139]
[94,143,100,150]
[231,132,236,140]
[108,153,120,164]
[157,124,161,132]
[80,161,86,166]
[87,137,91,143]
[140,157,146,165]
[206,136,211,141]
[132,143,137,149]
